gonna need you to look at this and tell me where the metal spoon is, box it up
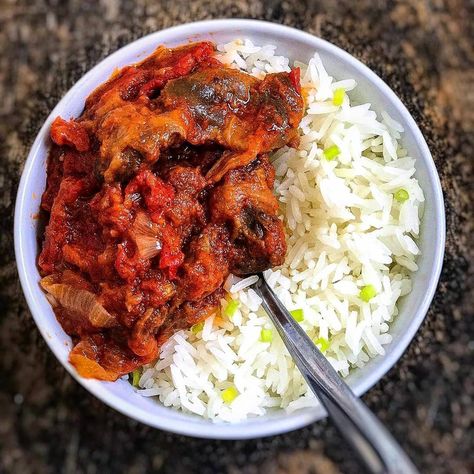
[252,273,419,474]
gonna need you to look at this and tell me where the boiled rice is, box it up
[135,39,424,422]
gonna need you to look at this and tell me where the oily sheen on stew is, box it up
[38,42,304,381]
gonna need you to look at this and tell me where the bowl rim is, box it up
[14,18,445,439]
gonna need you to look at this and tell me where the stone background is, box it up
[0,1,472,473]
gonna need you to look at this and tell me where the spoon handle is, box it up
[254,275,419,474]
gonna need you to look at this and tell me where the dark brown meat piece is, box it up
[210,155,286,274]
[178,224,230,302]
[93,64,303,182]
[161,67,303,182]
[79,42,219,181]
[156,287,226,347]
[82,42,217,123]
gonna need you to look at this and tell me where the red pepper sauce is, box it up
[38,41,303,380]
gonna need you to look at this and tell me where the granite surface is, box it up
[0,1,473,473]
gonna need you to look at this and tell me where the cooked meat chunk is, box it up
[161,67,303,181]
[210,155,286,274]
[83,46,303,182]
[82,42,217,123]
[178,224,230,302]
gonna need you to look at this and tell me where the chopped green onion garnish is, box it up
[290,308,304,322]
[191,322,204,334]
[221,386,238,403]
[131,369,141,387]
[333,88,345,106]
[260,328,273,343]
[224,299,240,318]
[314,337,330,353]
[394,188,409,202]
[323,145,340,161]
[360,285,377,302]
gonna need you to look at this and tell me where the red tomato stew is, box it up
[38,42,304,381]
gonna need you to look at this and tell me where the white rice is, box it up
[135,39,424,422]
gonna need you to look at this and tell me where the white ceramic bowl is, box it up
[14,19,445,439]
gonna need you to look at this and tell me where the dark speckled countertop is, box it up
[0,1,472,473]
